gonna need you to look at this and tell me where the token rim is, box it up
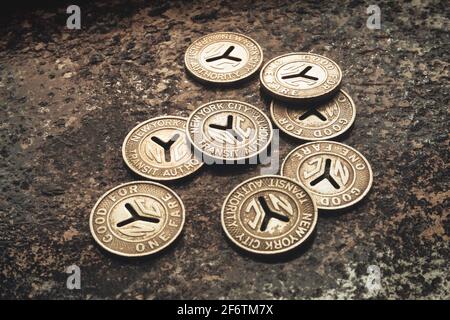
[122,116,204,181]
[89,181,186,257]
[260,52,342,102]
[186,100,273,162]
[281,141,373,210]
[269,89,356,141]
[184,32,264,84]
[221,174,318,255]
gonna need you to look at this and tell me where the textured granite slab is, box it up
[0,0,448,299]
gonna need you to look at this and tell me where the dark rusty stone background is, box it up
[0,0,448,299]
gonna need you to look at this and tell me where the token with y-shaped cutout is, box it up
[270,90,356,140]
[185,32,263,84]
[260,52,342,102]
[122,116,203,180]
[90,181,185,257]
[221,175,317,255]
[186,100,272,163]
[281,141,373,210]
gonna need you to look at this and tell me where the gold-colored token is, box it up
[281,141,373,210]
[270,90,356,141]
[221,175,317,255]
[184,32,263,84]
[90,181,185,257]
[260,52,342,102]
[186,100,273,163]
[122,116,203,181]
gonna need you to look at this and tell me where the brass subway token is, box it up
[122,116,203,181]
[221,175,317,255]
[184,32,263,84]
[281,141,373,210]
[260,52,342,102]
[90,181,185,257]
[186,100,273,163]
[270,90,356,141]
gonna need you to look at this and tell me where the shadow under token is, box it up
[221,227,317,264]
[259,85,340,109]
[318,187,373,218]
[91,230,185,265]
[184,67,260,91]
[122,158,205,188]
[259,84,342,107]
[205,162,260,176]
[276,121,356,146]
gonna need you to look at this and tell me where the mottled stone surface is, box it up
[0,0,448,299]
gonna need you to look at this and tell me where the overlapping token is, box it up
[122,116,203,181]
[186,99,273,163]
[270,89,356,141]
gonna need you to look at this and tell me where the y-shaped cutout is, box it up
[309,158,340,189]
[257,196,290,232]
[205,46,242,62]
[281,65,319,81]
[209,115,243,142]
[117,203,160,228]
[151,133,180,162]
[298,108,327,122]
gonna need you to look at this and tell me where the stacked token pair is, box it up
[260,51,373,212]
